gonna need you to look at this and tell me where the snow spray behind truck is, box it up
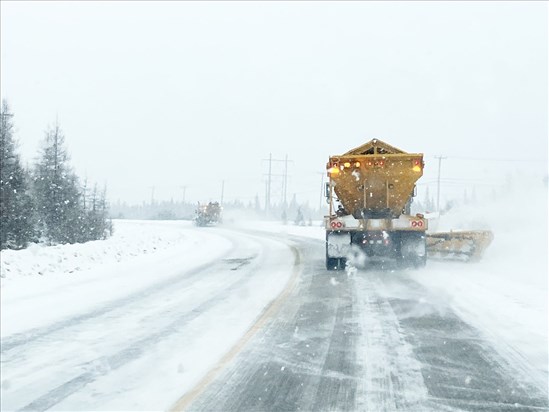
[324,139,493,270]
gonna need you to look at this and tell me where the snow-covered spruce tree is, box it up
[32,123,85,244]
[84,183,112,241]
[0,101,36,249]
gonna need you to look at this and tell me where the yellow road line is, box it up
[169,244,303,412]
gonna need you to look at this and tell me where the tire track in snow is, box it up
[354,272,432,411]
[17,248,262,412]
[170,244,303,412]
[182,231,548,412]
[310,294,360,411]
[375,272,549,411]
[183,236,363,412]
[1,240,238,353]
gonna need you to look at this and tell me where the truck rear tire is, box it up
[414,253,427,268]
[326,257,339,271]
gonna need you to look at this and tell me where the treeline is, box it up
[0,100,112,250]
[110,194,323,224]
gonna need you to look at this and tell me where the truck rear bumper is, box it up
[326,230,397,259]
[326,230,426,260]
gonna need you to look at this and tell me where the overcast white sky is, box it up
[1,1,547,207]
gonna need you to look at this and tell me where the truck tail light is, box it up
[330,220,344,229]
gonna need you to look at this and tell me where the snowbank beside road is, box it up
[0,220,234,337]
[0,220,197,280]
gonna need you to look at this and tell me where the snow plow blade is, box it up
[426,230,494,262]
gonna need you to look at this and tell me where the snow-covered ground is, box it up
[1,178,547,408]
[1,220,235,336]
[0,220,296,410]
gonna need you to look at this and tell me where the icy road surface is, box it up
[178,233,548,412]
[1,219,547,411]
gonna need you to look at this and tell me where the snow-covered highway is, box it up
[1,222,298,411]
[1,216,547,411]
[178,234,547,412]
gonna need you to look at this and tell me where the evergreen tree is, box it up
[86,184,112,239]
[0,101,36,249]
[288,193,299,220]
[33,123,84,244]
[294,207,304,226]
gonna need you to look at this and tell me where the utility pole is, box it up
[283,154,288,206]
[149,186,155,205]
[179,186,187,203]
[318,172,325,211]
[262,153,293,215]
[267,153,272,214]
[435,156,447,213]
[220,180,225,206]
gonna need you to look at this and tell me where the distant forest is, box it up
[110,194,323,226]
[0,100,112,250]
[109,183,465,224]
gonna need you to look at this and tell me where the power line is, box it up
[429,155,546,162]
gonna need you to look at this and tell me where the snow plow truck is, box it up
[325,139,493,270]
[195,201,222,227]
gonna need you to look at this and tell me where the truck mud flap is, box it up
[326,231,351,258]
